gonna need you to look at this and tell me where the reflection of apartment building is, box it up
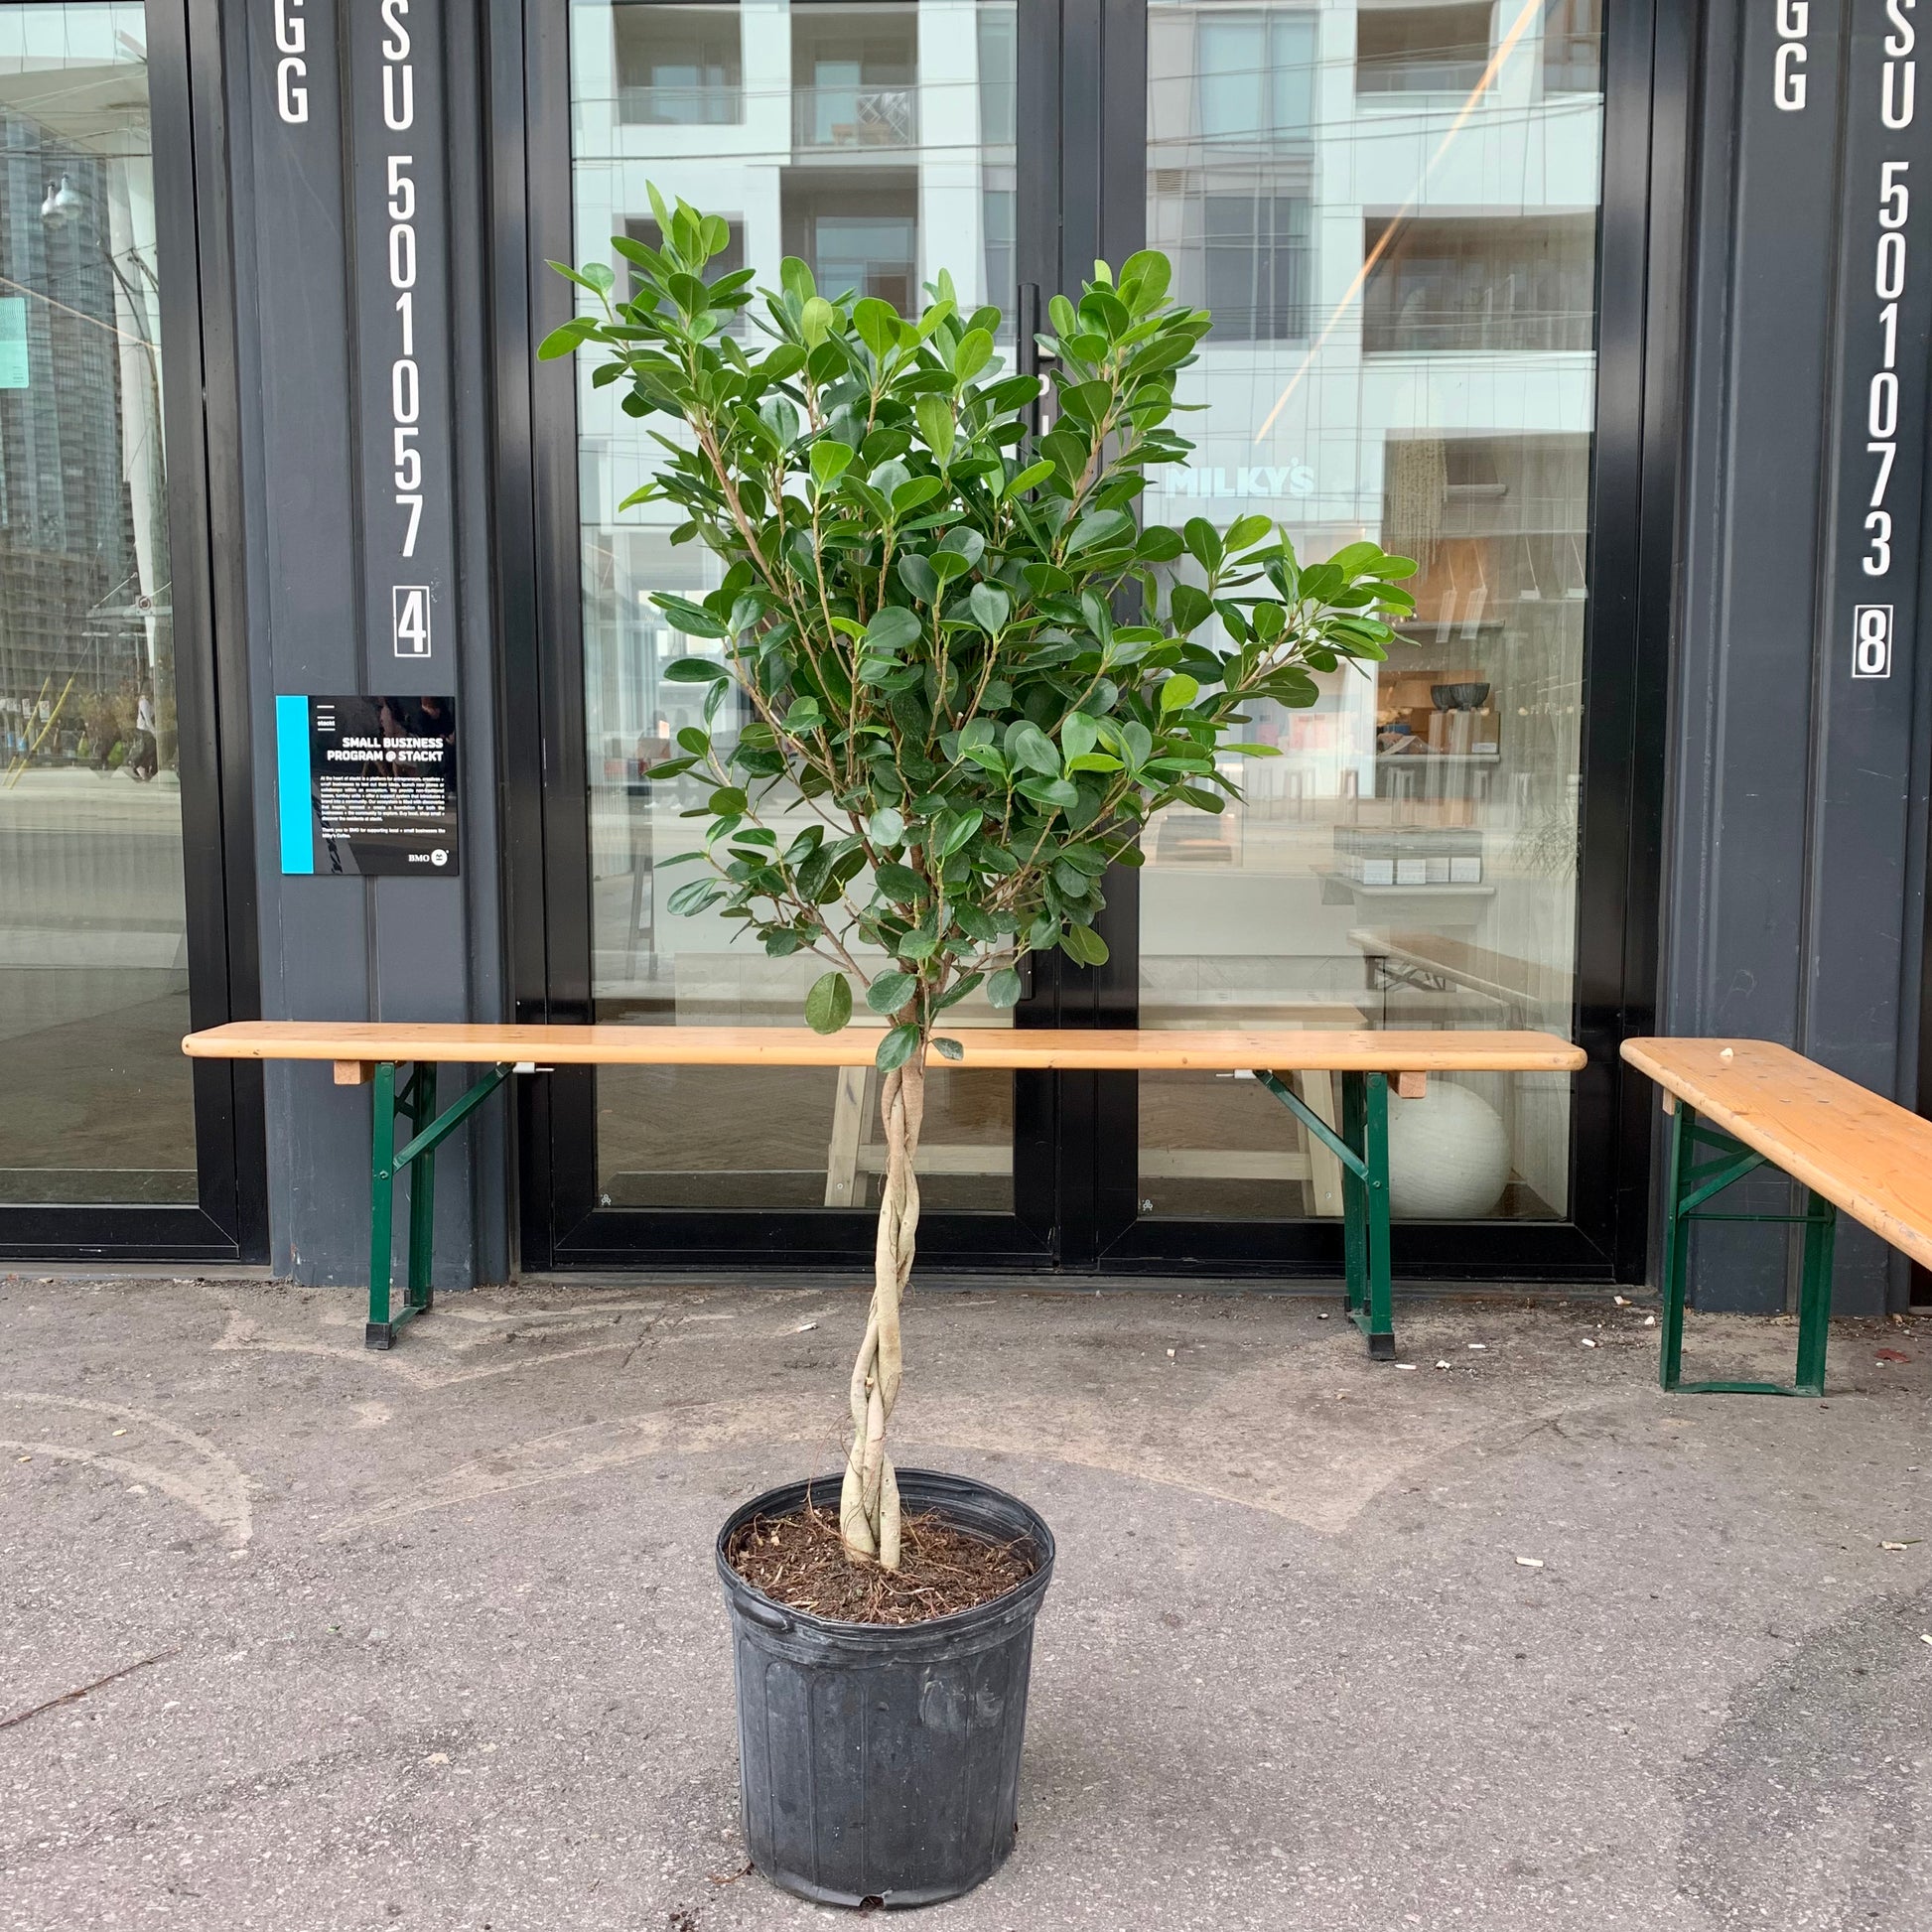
[574,0,1016,777]
[1148,1,1601,539]
[1143,1,1601,792]
[0,110,151,705]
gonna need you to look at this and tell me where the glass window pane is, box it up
[0,2,194,1205]
[1144,0,1602,1224]
[570,0,1020,1212]
[615,1,745,125]
[1356,3,1494,95]
[1198,18,1266,140]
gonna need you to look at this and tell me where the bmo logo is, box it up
[1853,604,1894,680]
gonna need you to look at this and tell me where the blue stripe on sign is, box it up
[275,694,314,875]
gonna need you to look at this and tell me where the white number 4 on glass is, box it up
[392,584,431,659]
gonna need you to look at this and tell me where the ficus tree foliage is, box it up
[547,188,1415,1570]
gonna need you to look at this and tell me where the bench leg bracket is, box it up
[1659,1102,1836,1397]
[1259,1068,1396,1360]
[364,1059,512,1349]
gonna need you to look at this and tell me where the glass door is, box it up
[0,0,258,1259]
[516,0,1663,1280]
[523,0,1056,1268]
[1101,0,1657,1278]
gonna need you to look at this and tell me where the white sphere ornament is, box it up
[1385,1080,1510,1219]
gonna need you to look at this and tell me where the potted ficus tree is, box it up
[548,189,1413,1906]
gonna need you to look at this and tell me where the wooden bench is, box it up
[183,1023,1586,1354]
[1620,1037,1932,1395]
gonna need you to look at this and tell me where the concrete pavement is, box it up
[2,1274,1929,1930]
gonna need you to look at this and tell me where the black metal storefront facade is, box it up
[8,0,1929,1320]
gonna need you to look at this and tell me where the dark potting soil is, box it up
[725,1492,1036,1625]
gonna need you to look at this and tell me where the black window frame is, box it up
[0,0,265,1264]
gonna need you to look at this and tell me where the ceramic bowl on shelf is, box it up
[1431,682,1491,711]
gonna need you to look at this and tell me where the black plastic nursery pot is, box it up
[714,1469,1056,1908]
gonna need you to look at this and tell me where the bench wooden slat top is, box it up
[185,1020,1587,1074]
[1620,1036,1932,1271]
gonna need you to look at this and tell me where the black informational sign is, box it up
[276,693,459,877]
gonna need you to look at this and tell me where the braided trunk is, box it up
[840,1050,926,1569]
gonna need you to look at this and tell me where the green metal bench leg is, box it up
[1659,1100,1836,1397]
[406,1063,439,1317]
[1792,1190,1836,1396]
[1360,1072,1396,1358]
[366,1060,399,1349]
[362,1058,510,1350]
[1658,1101,1693,1392]
[1340,1071,1368,1323]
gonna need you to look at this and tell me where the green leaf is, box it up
[876,1024,920,1072]
[1118,248,1173,313]
[800,295,837,347]
[868,805,906,846]
[867,969,915,1015]
[968,583,1011,633]
[915,394,957,467]
[932,1035,966,1062]
[1018,775,1081,810]
[891,476,944,515]
[932,808,984,856]
[954,327,996,385]
[898,554,941,606]
[663,654,728,682]
[1004,720,1060,776]
[875,862,927,903]
[1061,923,1111,967]
[1224,512,1273,554]
[805,971,853,1035]
[759,394,800,447]
[1169,584,1212,634]
[937,526,987,570]
[1056,379,1113,425]
[1067,508,1133,554]
[866,605,922,653]
[546,260,610,297]
[537,318,599,359]
[653,594,729,639]
[854,296,899,360]
[782,697,825,733]
[665,879,724,916]
[1161,673,1200,712]
[987,967,1024,1009]
[1182,517,1224,573]
[809,440,854,488]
